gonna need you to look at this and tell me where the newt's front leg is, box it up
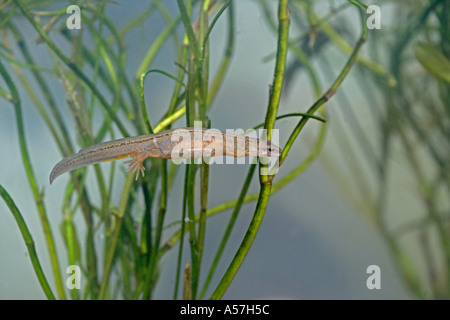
[124,152,147,180]
[124,148,161,180]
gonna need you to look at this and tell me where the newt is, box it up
[49,128,281,184]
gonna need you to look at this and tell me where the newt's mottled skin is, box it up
[49,128,282,184]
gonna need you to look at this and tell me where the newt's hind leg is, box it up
[124,152,147,180]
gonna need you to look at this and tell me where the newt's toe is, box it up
[125,156,145,180]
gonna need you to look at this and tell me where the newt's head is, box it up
[245,137,282,158]
[257,140,282,158]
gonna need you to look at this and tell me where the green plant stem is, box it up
[98,173,135,299]
[139,164,159,277]
[177,0,200,60]
[136,15,182,79]
[280,9,368,166]
[111,4,155,42]
[186,163,199,295]
[210,0,290,299]
[154,105,187,132]
[210,182,272,300]
[139,71,155,134]
[8,23,74,156]
[173,165,191,299]
[143,159,168,299]
[0,185,56,300]
[1,29,65,154]
[263,1,289,141]
[313,8,395,86]
[153,0,182,59]
[63,215,80,300]
[197,0,210,118]
[194,150,210,298]
[190,0,213,296]
[202,0,232,56]
[59,28,136,125]
[347,0,368,10]
[175,0,213,299]
[199,163,257,299]
[0,58,66,300]
[139,69,186,134]
[207,0,234,106]
[13,0,130,137]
